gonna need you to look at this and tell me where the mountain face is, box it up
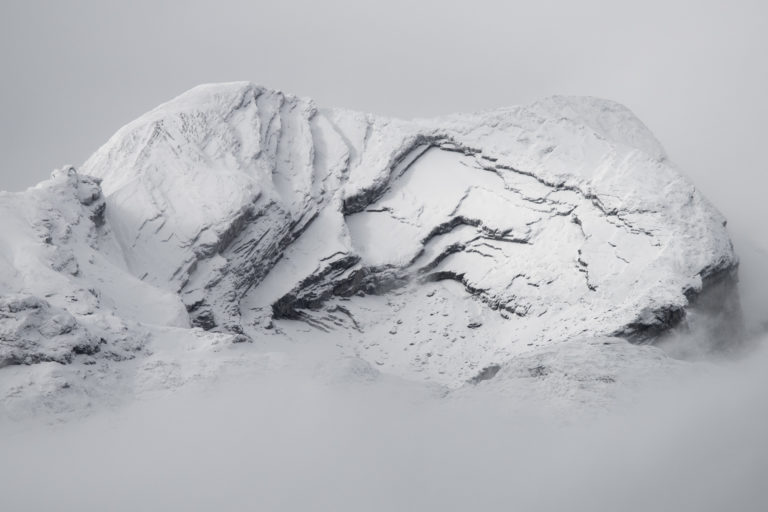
[0,83,740,416]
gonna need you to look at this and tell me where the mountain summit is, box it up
[0,82,740,416]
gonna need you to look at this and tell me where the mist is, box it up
[2,332,768,512]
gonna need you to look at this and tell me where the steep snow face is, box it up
[0,82,739,415]
[80,82,736,382]
[81,84,359,333]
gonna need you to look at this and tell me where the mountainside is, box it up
[0,82,740,417]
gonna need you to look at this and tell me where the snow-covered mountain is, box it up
[0,82,741,417]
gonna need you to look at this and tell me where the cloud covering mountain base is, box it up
[2,332,767,512]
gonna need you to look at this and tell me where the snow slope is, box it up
[0,82,741,417]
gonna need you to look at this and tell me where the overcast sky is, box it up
[1,0,766,228]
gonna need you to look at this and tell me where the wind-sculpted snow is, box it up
[0,82,740,416]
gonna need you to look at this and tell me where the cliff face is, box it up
[0,82,741,415]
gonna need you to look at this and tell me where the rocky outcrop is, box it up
[0,166,184,374]
[0,295,101,367]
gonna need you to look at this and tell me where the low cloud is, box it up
[2,328,768,511]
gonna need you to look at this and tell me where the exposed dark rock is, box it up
[528,365,550,378]
[72,342,101,356]
[272,257,412,320]
[615,305,688,343]
[468,364,502,384]
[0,294,104,367]
[231,334,253,344]
[272,255,361,319]
[616,261,743,350]
[341,135,477,215]
[331,266,409,297]
[186,300,217,330]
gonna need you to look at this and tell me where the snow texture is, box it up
[0,82,739,417]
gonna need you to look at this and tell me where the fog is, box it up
[1,1,768,510]
[2,335,768,512]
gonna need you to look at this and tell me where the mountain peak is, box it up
[0,82,740,417]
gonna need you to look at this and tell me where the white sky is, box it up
[0,0,766,228]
